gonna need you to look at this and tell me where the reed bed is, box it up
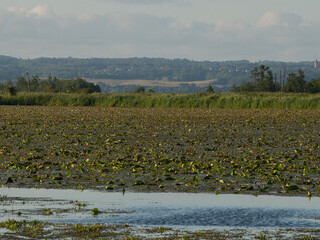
[1,92,320,109]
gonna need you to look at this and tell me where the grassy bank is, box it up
[1,92,320,109]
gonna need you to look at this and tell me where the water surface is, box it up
[1,188,320,229]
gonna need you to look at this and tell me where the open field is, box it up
[1,106,320,197]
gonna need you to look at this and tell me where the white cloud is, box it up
[0,6,319,61]
[257,12,279,28]
[29,5,53,18]
[6,5,53,18]
[257,11,303,29]
[7,6,26,15]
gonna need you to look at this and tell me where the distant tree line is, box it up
[233,65,320,93]
[0,56,250,83]
[1,56,320,89]
[0,76,100,95]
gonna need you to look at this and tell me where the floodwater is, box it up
[1,188,320,229]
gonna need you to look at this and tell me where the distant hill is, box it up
[0,56,319,92]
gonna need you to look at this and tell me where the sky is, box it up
[0,0,319,61]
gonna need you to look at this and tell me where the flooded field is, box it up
[1,106,320,238]
[2,188,320,228]
[1,188,320,239]
[1,106,320,196]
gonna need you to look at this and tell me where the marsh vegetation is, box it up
[2,92,320,109]
[1,106,320,196]
[2,104,320,238]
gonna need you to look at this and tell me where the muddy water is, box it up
[1,188,320,229]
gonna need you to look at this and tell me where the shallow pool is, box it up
[1,188,320,229]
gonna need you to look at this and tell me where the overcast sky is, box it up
[0,0,319,61]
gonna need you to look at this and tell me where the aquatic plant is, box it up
[255,233,267,239]
[25,220,45,238]
[147,226,171,233]
[304,235,314,240]
[0,194,7,201]
[74,201,87,207]
[1,106,320,196]
[0,219,20,231]
[91,208,101,215]
[105,185,114,190]
[132,180,145,186]
[42,208,53,215]
[72,223,104,238]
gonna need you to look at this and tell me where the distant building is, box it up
[315,59,319,68]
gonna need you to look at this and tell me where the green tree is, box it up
[5,79,14,88]
[239,81,254,92]
[30,75,40,92]
[16,77,28,92]
[7,86,17,96]
[250,67,259,88]
[307,78,320,93]
[146,88,155,93]
[234,65,277,92]
[0,83,5,91]
[206,85,214,93]
[5,80,17,95]
[285,69,306,92]
[255,65,275,92]
[134,86,145,93]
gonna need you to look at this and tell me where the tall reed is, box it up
[1,92,320,109]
